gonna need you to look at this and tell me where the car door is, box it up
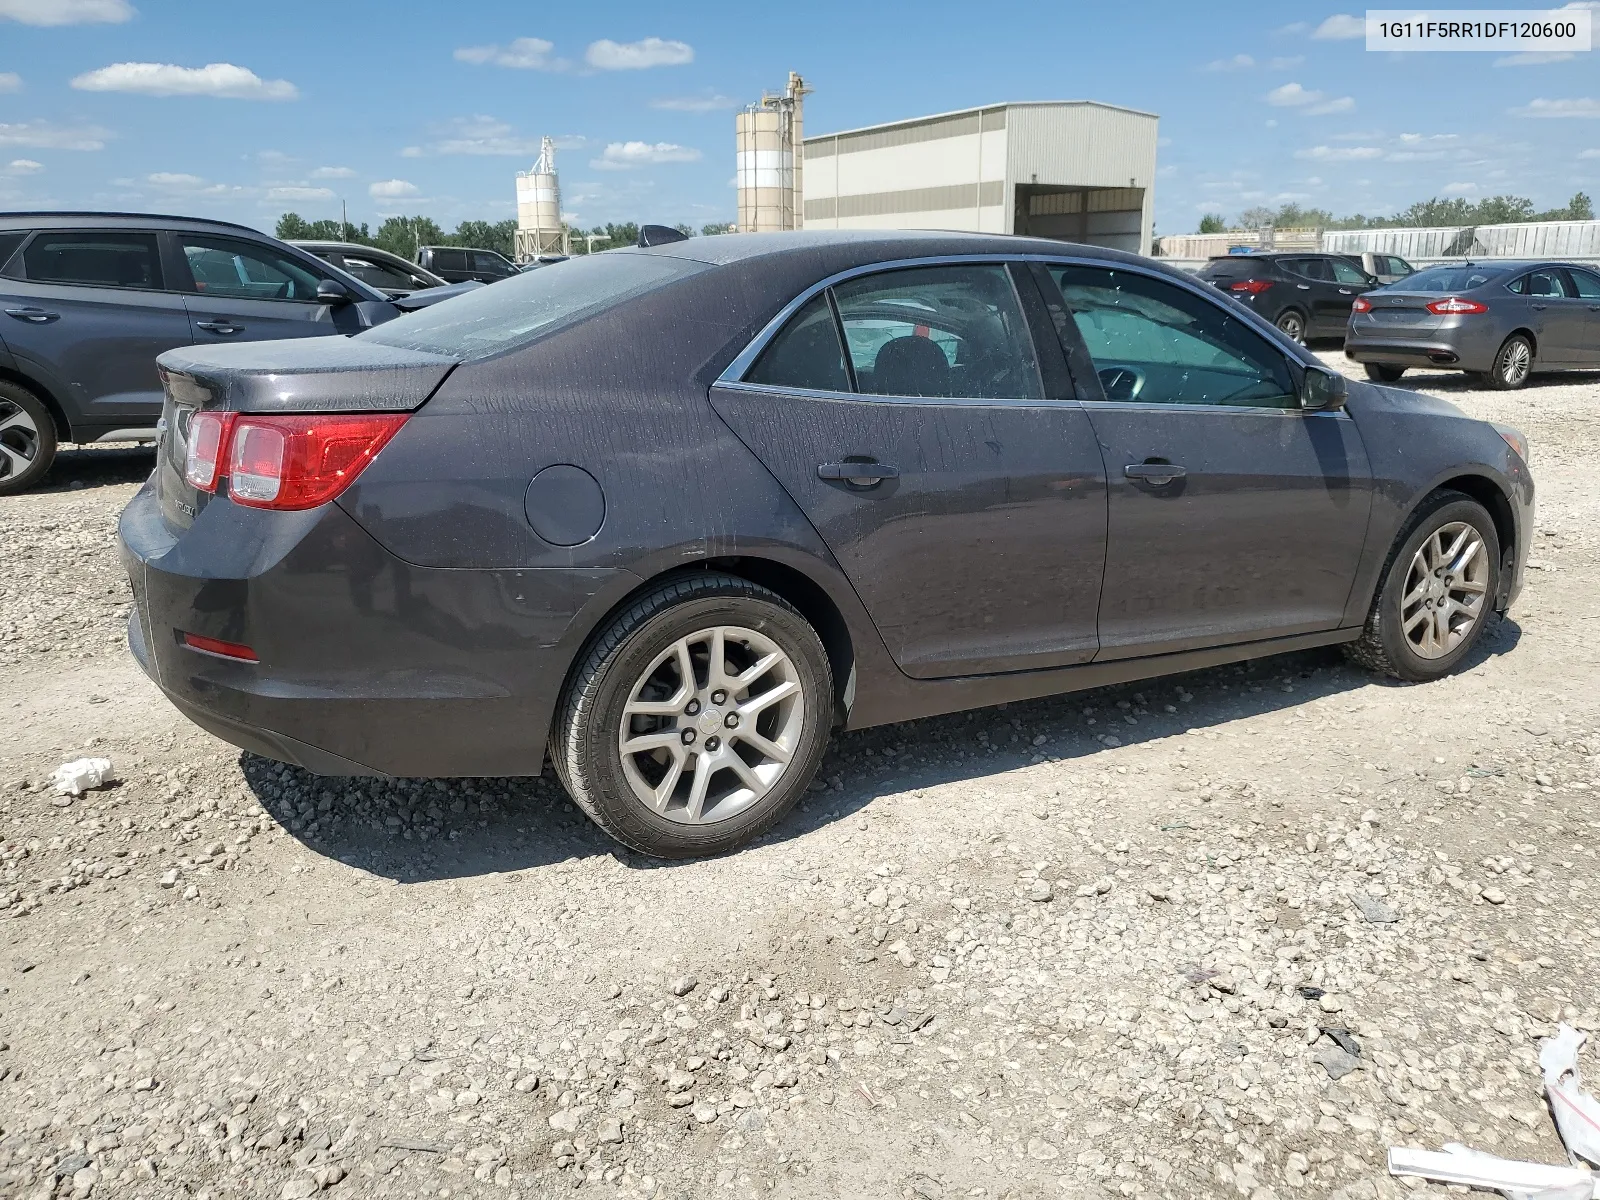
[1289,258,1347,336]
[172,232,357,346]
[1041,261,1373,660]
[1564,267,1600,365]
[710,261,1108,679]
[1327,257,1376,332]
[469,251,515,283]
[0,228,192,432]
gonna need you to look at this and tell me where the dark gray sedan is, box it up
[1345,260,1600,388]
[119,231,1533,858]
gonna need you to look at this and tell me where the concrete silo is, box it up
[736,72,807,233]
[514,137,565,261]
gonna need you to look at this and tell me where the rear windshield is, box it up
[1395,265,1510,292]
[359,251,708,361]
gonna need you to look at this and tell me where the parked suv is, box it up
[415,245,518,284]
[293,241,448,298]
[1197,253,1379,343]
[0,212,472,493]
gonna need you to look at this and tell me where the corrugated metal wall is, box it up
[1321,220,1600,259]
[1006,104,1158,248]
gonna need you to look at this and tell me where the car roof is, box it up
[0,210,267,235]
[292,240,404,256]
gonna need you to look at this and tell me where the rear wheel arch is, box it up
[0,367,69,441]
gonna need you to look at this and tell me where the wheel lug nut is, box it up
[685,699,700,716]
[725,713,739,729]
[711,690,727,705]
[681,729,696,745]
[705,736,720,752]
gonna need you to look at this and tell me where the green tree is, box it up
[1197,213,1227,234]
[700,222,734,236]
[276,213,373,243]
[672,222,695,237]
[374,215,445,259]
[1570,191,1595,220]
[451,219,517,257]
[1272,203,1335,229]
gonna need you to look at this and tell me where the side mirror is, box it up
[1301,365,1347,412]
[315,278,352,305]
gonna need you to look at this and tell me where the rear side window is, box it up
[1509,269,1572,298]
[429,248,468,272]
[0,231,27,276]
[745,294,851,393]
[22,231,161,289]
[359,251,708,361]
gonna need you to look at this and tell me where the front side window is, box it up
[744,293,851,393]
[1568,269,1600,299]
[1050,265,1297,409]
[1330,259,1369,285]
[472,251,512,276]
[180,236,325,301]
[22,231,161,290]
[831,265,1042,400]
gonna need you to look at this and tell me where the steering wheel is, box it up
[1098,365,1145,402]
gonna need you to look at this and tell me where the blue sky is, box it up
[1,0,1597,237]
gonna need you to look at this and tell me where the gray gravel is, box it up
[2,364,1599,1199]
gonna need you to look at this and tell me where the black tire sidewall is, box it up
[1374,497,1500,681]
[0,382,57,494]
[573,592,832,857]
[1364,364,1405,383]
[1276,310,1306,342]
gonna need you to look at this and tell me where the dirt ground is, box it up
[3,351,1599,1200]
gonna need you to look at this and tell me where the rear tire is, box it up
[1275,309,1307,344]
[551,573,833,859]
[1486,334,1533,391]
[1364,363,1406,383]
[1343,491,1500,683]
[0,381,57,495]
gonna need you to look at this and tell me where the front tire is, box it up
[0,382,57,495]
[1486,334,1533,391]
[1343,491,1500,682]
[1364,363,1406,383]
[1275,310,1307,344]
[551,573,834,859]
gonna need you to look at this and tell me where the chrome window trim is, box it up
[716,378,1088,411]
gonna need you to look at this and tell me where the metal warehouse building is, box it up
[799,101,1158,253]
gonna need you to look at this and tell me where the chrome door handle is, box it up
[5,307,58,323]
[1296,284,1311,290]
[1125,461,1187,484]
[1339,288,1353,295]
[195,320,243,334]
[818,460,899,486]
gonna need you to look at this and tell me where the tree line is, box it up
[275,213,736,260]
[1197,191,1594,234]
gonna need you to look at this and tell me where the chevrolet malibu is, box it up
[120,231,1533,858]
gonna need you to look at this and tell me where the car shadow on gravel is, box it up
[39,444,155,492]
[240,618,1521,883]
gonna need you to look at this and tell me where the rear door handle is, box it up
[1531,304,1548,312]
[1125,461,1187,484]
[5,307,59,323]
[1338,288,1354,295]
[818,461,899,486]
[1296,284,1311,290]
[195,320,243,334]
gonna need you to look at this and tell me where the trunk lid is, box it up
[1353,290,1444,337]
[153,337,457,532]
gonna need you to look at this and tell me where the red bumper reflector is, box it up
[182,632,259,663]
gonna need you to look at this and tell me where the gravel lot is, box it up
[3,353,1599,1200]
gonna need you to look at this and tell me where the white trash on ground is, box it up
[50,757,114,796]
[1390,1024,1600,1199]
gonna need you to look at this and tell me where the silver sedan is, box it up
[1344,260,1600,389]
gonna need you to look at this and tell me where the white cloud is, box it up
[309,165,355,179]
[1441,181,1479,195]
[146,171,205,188]
[584,37,693,70]
[1295,145,1384,161]
[453,37,565,70]
[1266,82,1355,114]
[403,116,585,157]
[1204,54,1254,71]
[0,72,20,93]
[1496,50,1576,66]
[1268,55,1305,69]
[71,62,298,101]
[591,141,701,170]
[0,0,131,24]
[369,178,419,198]
[5,158,41,174]
[266,185,334,202]
[1582,148,1600,158]
[1511,97,1600,118]
[1313,13,1365,39]
[0,119,109,150]
[650,93,736,112]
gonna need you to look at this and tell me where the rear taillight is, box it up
[1425,297,1488,315]
[225,413,409,510]
[1351,297,1373,313]
[1230,279,1273,294]
[183,411,236,492]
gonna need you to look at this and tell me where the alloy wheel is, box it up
[0,398,40,481]
[1498,338,1531,386]
[1400,520,1490,659]
[617,625,805,824]
[1277,312,1305,343]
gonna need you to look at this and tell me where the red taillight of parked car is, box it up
[225,413,410,510]
[1425,297,1488,315]
[1351,297,1373,313]
[1229,279,1273,294]
[183,410,237,493]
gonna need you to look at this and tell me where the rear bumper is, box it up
[119,480,637,777]
[1343,336,1493,372]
